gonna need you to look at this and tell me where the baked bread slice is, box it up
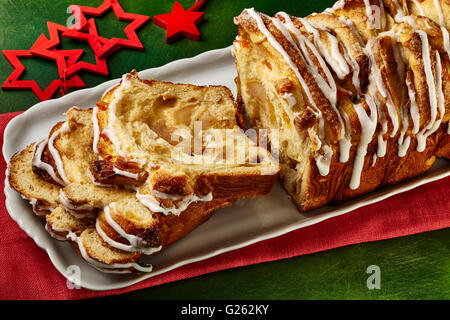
[9,72,280,272]
[8,143,154,273]
[45,206,153,273]
[28,104,229,255]
[8,143,60,216]
[32,107,97,187]
[73,72,278,255]
[233,0,449,211]
[404,0,450,29]
[93,71,279,185]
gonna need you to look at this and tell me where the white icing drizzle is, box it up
[150,189,190,200]
[245,8,334,175]
[47,121,71,186]
[411,0,425,16]
[365,39,400,138]
[45,222,69,241]
[243,7,446,175]
[102,76,132,158]
[371,153,377,167]
[97,205,162,255]
[45,223,148,273]
[65,231,153,273]
[92,106,100,155]
[377,120,388,157]
[246,9,317,110]
[334,17,364,97]
[367,66,388,158]
[59,189,97,218]
[391,38,411,157]
[442,26,450,58]
[276,12,338,106]
[324,0,346,14]
[339,111,352,163]
[343,45,362,95]
[390,1,418,29]
[308,127,322,149]
[298,17,350,79]
[397,104,411,157]
[434,0,445,26]
[100,74,147,166]
[96,219,136,253]
[87,169,111,187]
[276,12,354,165]
[112,167,139,180]
[406,78,420,134]
[315,144,333,176]
[392,36,406,81]
[283,92,297,108]
[32,139,66,186]
[392,0,406,20]
[338,17,365,46]
[136,186,213,216]
[435,51,445,126]
[364,0,379,29]
[20,194,50,216]
[306,106,333,175]
[416,31,442,151]
[350,95,378,190]
[49,223,75,234]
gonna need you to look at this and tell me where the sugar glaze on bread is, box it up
[8,74,280,273]
[233,0,450,211]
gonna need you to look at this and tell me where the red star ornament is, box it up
[64,0,151,58]
[2,41,85,101]
[30,19,109,78]
[154,1,204,43]
[31,20,109,78]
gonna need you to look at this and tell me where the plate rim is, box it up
[3,46,450,291]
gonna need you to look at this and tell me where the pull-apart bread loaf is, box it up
[8,72,280,273]
[233,0,450,211]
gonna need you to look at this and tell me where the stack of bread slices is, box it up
[8,71,280,273]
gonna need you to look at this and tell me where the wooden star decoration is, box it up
[2,37,85,101]
[154,1,204,43]
[64,0,151,58]
[30,20,109,78]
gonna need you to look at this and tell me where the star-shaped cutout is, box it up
[64,0,151,58]
[154,1,204,43]
[31,20,109,78]
[2,38,85,101]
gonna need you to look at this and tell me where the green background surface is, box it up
[1,0,449,300]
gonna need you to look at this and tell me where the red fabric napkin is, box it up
[0,111,449,300]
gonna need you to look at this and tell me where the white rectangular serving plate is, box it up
[3,46,450,291]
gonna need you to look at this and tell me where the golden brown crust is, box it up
[95,70,244,169]
[235,11,344,143]
[31,108,98,187]
[97,197,236,250]
[234,4,449,211]
[305,12,371,94]
[436,124,450,158]
[9,67,280,272]
[90,160,148,186]
[97,211,162,249]
[158,198,236,247]
[8,143,60,215]
[31,122,65,187]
